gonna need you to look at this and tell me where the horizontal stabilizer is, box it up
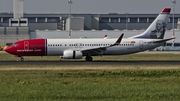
[153,37,175,43]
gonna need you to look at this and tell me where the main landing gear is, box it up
[85,56,93,61]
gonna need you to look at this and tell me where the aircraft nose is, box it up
[4,46,12,54]
[3,46,7,51]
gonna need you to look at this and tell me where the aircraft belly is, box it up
[47,47,63,56]
[104,47,135,55]
[103,45,146,55]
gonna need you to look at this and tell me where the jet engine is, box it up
[62,50,83,59]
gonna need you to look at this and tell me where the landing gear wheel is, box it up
[20,57,24,61]
[85,56,93,61]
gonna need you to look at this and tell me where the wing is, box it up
[81,34,124,55]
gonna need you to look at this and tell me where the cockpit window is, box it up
[12,44,18,47]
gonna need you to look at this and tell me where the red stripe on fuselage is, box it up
[7,39,46,56]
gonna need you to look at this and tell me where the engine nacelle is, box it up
[62,50,83,59]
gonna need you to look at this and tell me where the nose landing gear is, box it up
[20,57,24,61]
[16,56,24,61]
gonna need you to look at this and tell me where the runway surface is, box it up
[1,60,180,65]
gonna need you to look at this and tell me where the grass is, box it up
[0,64,180,71]
[1,51,180,100]
[0,70,180,101]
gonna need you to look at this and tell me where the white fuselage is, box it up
[46,38,164,56]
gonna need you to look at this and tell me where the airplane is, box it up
[4,8,174,61]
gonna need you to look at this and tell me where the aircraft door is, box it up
[75,43,83,49]
[24,41,29,50]
[75,43,78,48]
[139,40,143,49]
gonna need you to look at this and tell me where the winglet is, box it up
[114,33,124,45]
[104,35,108,39]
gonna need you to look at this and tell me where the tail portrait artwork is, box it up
[130,8,171,39]
[150,20,167,39]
